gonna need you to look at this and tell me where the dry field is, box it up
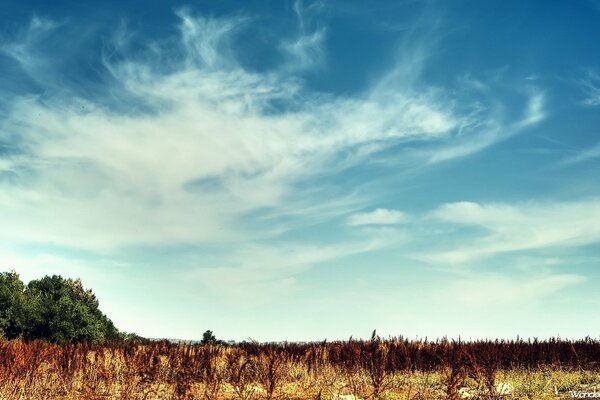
[1,337,600,399]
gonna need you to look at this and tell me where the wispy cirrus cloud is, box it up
[187,236,387,303]
[561,141,600,165]
[447,273,585,306]
[280,0,326,72]
[426,91,546,163]
[0,9,546,266]
[423,199,600,264]
[580,69,600,107]
[347,208,406,226]
[1,17,62,83]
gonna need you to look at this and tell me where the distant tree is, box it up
[202,330,228,345]
[121,332,151,344]
[201,329,218,345]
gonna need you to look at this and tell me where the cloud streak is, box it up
[0,10,547,267]
[581,69,600,107]
[425,199,600,263]
[449,273,585,306]
[280,0,327,72]
[562,141,600,165]
[188,237,387,303]
[347,208,406,226]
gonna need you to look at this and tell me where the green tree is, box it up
[0,271,123,343]
[25,275,120,343]
[0,271,37,339]
[201,329,217,345]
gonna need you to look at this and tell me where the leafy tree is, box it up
[26,275,120,343]
[121,331,151,344]
[200,330,229,345]
[0,271,121,343]
[202,329,218,345]
[0,271,37,339]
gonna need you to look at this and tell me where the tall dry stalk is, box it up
[226,347,258,400]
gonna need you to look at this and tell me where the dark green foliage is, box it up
[0,271,34,339]
[0,271,120,343]
[201,329,228,346]
[120,331,151,344]
[202,330,218,345]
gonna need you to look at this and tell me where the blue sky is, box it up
[1,0,600,341]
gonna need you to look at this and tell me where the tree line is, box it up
[0,271,120,343]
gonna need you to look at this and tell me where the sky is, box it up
[1,0,600,342]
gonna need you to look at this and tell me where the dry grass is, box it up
[1,337,599,399]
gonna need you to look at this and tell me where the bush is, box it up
[0,271,120,343]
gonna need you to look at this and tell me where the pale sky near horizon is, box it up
[1,0,600,341]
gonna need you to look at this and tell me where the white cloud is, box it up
[519,92,546,126]
[449,273,585,306]
[0,17,61,82]
[581,69,600,107]
[280,1,326,72]
[562,141,600,165]
[428,92,546,163]
[0,249,87,284]
[347,208,406,226]
[0,11,545,255]
[426,199,600,263]
[176,9,245,69]
[186,237,387,303]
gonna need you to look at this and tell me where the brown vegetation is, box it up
[0,336,599,399]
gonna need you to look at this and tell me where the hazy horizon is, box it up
[1,0,600,342]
